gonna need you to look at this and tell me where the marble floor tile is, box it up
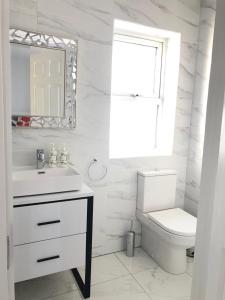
[186,257,194,277]
[45,290,82,300]
[15,250,193,300]
[134,267,192,300]
[91,275,150,300]
[78,253,129,285]
[15,271,77,300]
[115,248,157,274]
[47,275,151,300]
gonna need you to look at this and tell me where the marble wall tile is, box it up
[185,0,216,216]
[10,0,201,254]
[37,0,113,43]
[10,0,37,30]
[112,0,200,43]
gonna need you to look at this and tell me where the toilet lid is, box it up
[147,208,197,237]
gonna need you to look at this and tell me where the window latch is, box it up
[130,94,140,98]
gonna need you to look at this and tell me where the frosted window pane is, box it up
[110,98,158,158]
[111,41,158,97]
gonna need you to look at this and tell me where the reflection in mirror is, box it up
[10,29,77,129]
[11,44,65,117]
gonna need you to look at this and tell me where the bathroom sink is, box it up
[13,166,82,197]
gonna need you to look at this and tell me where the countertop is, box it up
[13,183,94,206]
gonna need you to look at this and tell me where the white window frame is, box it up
[110,32,166,156]
[112,33,165,100]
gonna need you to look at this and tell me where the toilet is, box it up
[136,169,197,274]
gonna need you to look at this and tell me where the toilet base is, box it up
[142,226,187,274]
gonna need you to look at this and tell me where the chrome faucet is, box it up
[37,149,45,169]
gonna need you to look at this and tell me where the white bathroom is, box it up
[1,0,225,299]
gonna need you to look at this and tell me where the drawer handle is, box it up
[37,255,60,263]
[37,220,61,226]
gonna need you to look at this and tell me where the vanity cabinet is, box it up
[14,234,86,282]
[13,184,94,299]
[13,199,87,245]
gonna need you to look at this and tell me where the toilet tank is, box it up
[137,170,176,213]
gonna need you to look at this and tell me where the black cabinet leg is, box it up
[72,196,93,299]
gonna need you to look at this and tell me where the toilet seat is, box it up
[147,208,197,237]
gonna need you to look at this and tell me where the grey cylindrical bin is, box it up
[126,231,135,257]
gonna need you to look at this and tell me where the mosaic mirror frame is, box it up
[10,28,77,129]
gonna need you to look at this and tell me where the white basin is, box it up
[13,166,82,197]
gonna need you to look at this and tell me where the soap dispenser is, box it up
[59,144,69,168]
[49,143,58,168]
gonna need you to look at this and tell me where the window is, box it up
[112,34,164,98]
[110,20,180,158]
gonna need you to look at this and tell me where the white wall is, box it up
[0,0,15,299]
[185,0,216,216]
[10,0,200,256]
[192,0,225,297]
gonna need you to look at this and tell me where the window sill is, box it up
[109,149,173,159]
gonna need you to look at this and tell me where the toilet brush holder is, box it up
[126,231,135,257]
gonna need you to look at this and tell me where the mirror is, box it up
[10,29,77,128]
[11,44,65,118]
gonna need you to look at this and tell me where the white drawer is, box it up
[14,234,86,282]
[13,199,87,245]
